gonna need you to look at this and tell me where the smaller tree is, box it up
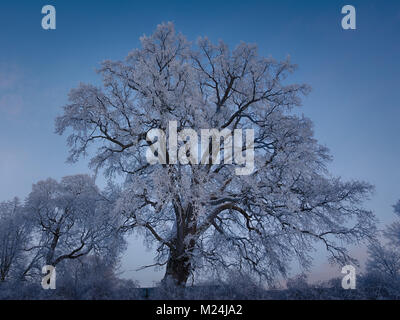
[25,174,124,268]
[366,199,400,279]
[0,198,31,281]
[366,243,400,278]
[55,255,139,300]
[384,200,400,247]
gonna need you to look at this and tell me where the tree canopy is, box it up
[55,22,377,286]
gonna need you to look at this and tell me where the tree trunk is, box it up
[162,250,191,287]
[162,202,197,287]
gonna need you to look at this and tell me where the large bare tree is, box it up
[56,22,376,286]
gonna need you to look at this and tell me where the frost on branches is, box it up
[366,200,400,280]
[25,175,123,268]
[56,22,377,286]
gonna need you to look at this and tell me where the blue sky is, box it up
[1,0,399,286]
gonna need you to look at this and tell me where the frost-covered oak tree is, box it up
[56,23,376,286]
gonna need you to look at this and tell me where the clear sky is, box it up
[1,0,399,286]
